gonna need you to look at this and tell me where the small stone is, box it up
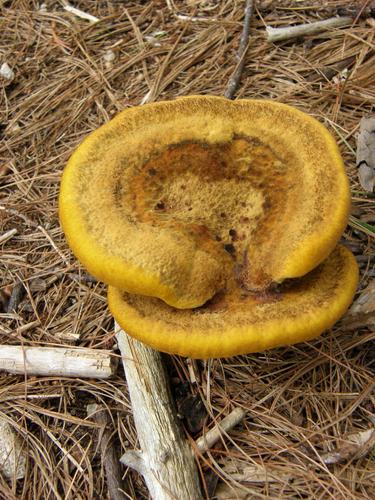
[103,50,116,63]
[0,63,14,81]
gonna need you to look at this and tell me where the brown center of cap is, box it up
[124,136,290,289]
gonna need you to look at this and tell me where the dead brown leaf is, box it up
[343,282,375,329]
[357,117,375,191]
[222,462,291,483]
[322,427,375,465]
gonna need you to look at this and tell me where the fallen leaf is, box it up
[0,420,27,480]
[356,117,375,192]
[178,394,206,434]
[222,462,291,483]
[214,483,249,500]
[359,164,374,192]
[322,427,375,465]
[350,282,375,315]
[342,282,375,329]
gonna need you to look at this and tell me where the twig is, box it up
[87,404,127,500]
[67,272,97,284]
[175,14,218,22]
[196,407,246,453]
[116,324,202,500]
[37,225,70,265]
[224,0,255,99]
[0,345,117,378]
[266,16,353,43]
[61,1,100,23]
[6,280,25,313]
[0,228,17,244]
[0,206,38,229]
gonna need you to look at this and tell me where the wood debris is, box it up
[196,407,246,453]
[62,1,100,23]
[87,404,127,500]
[0,345,116,378]
[116,324,202,499]
[0,228,17,245]
[266,16,352,43]
[6,280,25,313]
[224,0,254,99]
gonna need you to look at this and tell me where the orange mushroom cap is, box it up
[60,96,351,309]
[108,245,359,358]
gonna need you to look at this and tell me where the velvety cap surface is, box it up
[60,96,350,308]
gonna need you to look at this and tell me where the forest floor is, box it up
[1,1,374,498]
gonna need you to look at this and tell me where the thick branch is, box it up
[116,324,202,500]
[0,345,116,379]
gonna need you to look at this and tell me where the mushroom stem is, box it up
[116,323,202,500]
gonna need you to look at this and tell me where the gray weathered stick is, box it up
[0,345,116,378]
[266,16,352,43]
[196,407,246,453]
[116,324,202,500]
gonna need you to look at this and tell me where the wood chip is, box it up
[62,1,100,23]
[6,281,25,313]
[350,282,375,316]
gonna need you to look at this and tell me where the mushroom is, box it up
[59,96,358,497]
[108,245,358,358]
[59,96,353,312]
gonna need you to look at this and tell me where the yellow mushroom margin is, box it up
[60,96,350,308]
[108,245,359,359]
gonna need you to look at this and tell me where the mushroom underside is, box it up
[108,245,359,358]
